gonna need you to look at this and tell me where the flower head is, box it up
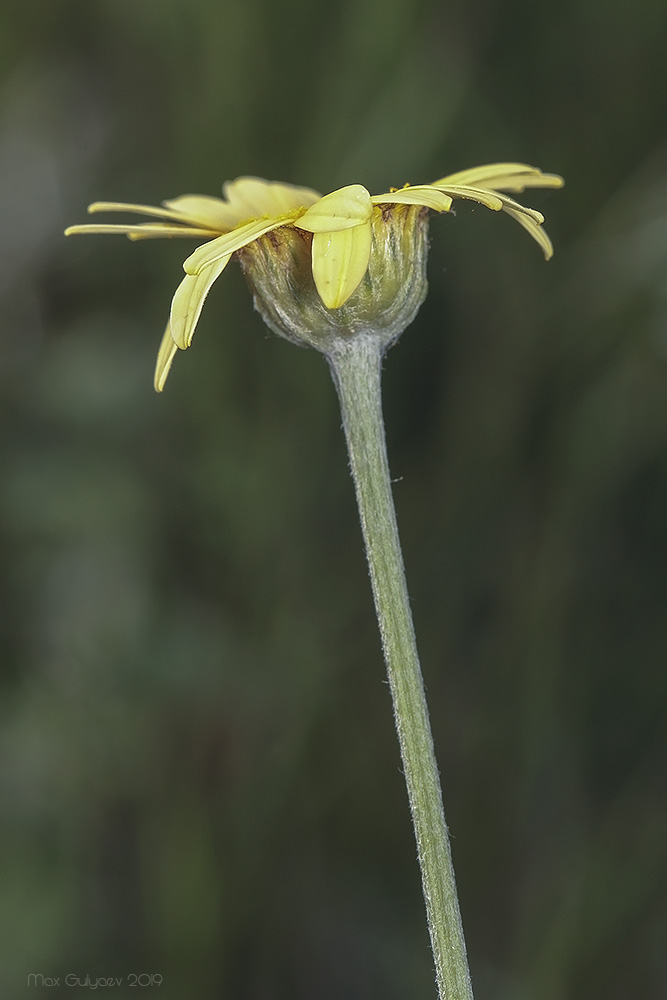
[65,164,563,390]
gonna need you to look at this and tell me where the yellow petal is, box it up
[502,207,554,259]
[295,185,373,233]
[64,223,217,239]
[480,173,564,193]
[162,195,244,230]
[372,185,453,213]
[222,177,321,218]
[433,186,544,224]
[311,222,372,309]
[86,200,220,227]
[154,322,179,393]
[170,255,230,349]
[182,217,288,275]
[264,181,322,211]
[494,193,544,224]
[433,163,542,187]
[432,184,504,211]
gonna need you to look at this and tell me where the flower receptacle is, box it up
[238,205,431,356]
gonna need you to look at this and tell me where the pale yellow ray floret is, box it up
[293,184,374,233]
[65,167,563,392]
[311,224,374,314]
[221,176,321,219]
[434,162,564,191]
[87,201,220,225]
[182,216,297,274]
[161,196,245,230]
[64,222,221,239]
[501,206,555,259]
[170,255,231,351]
[372,186,454,213]
[292,186,375,311]
[154,322,179,393]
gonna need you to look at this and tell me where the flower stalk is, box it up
[327,333,474,1000]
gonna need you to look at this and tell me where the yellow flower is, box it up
[65,164,563,391]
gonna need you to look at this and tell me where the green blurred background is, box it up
[2,0,666,997]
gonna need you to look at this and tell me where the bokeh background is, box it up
[2,0,666,997]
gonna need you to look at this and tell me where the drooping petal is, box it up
[493,193,544,224]
[154,321,179,393]
[222,177,321,218]
[311,222,372,309]
[182,217,288,274]
[502,207,554,259]
[432,185,547,226]
[162,195,245,230]
[170,255,231,349]
[64,223,218,239]
[372,186,453,213]
[295,185,373,233]
[431,184,504,211]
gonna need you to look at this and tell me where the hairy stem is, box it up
[327,333,474,1000]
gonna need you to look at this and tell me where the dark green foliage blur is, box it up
[2,0,666,997]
